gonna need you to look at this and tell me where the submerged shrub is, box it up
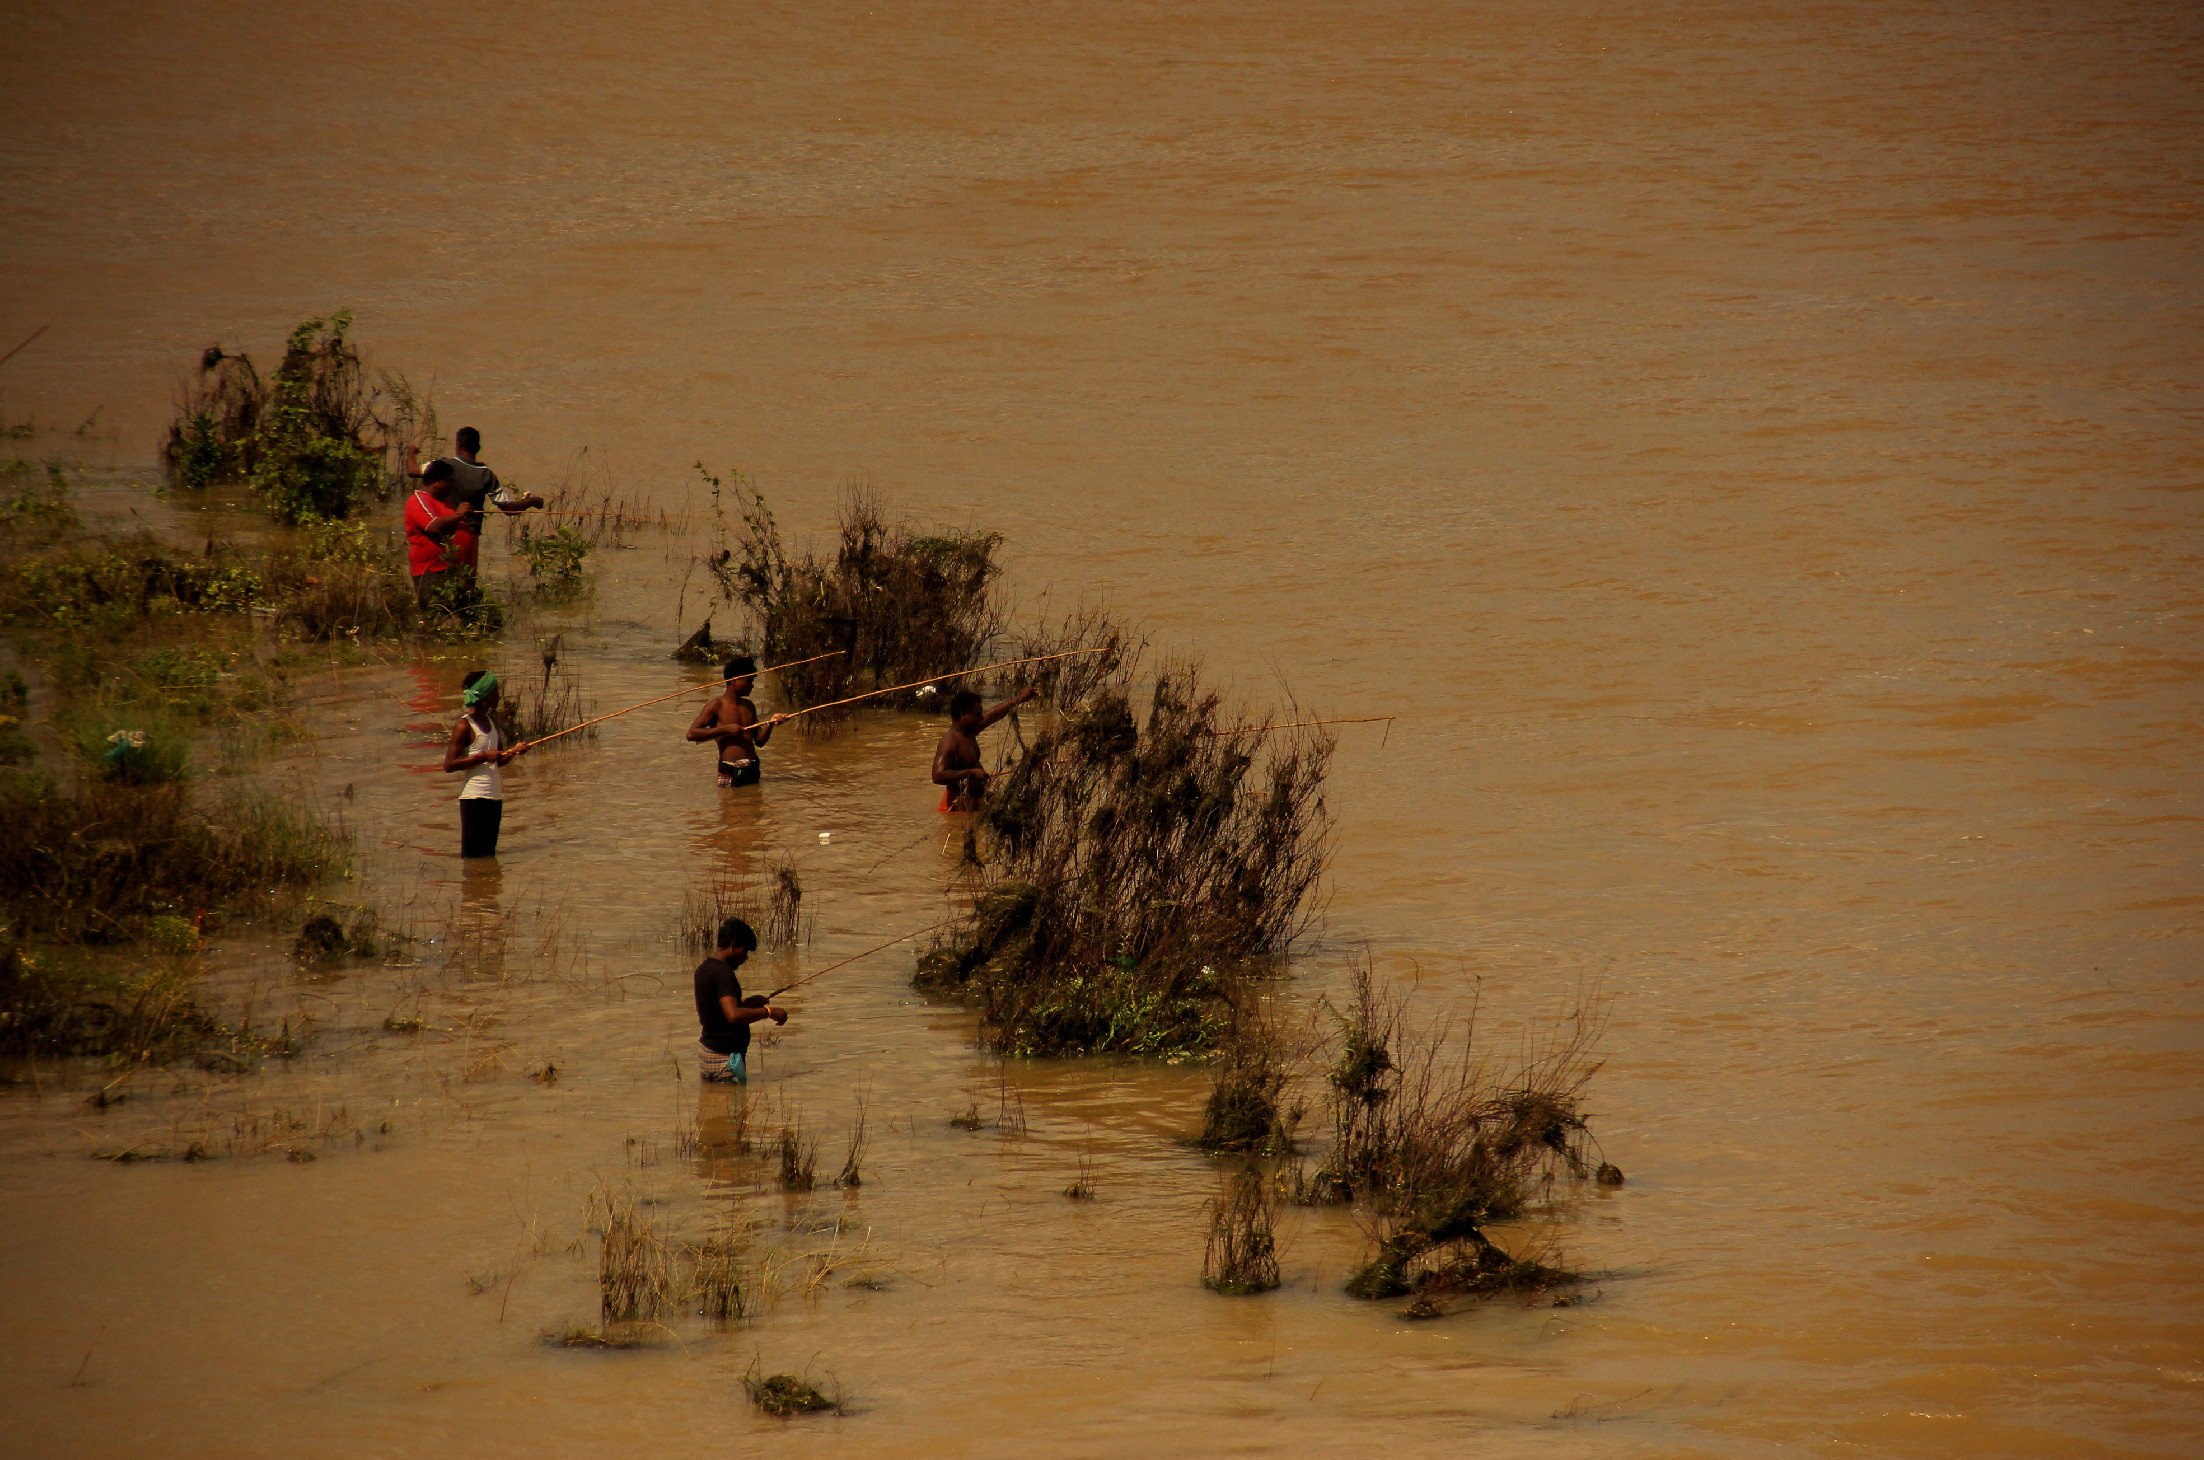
[743,1365,835,1417]
[1202,1165,1281,1295]
[918,649,1331,1058]
[700,471,1006,729]
[1199,984,1311,1154]
[162,313,436,524]
[515,522,591,596]
[1314,961,1604,1307]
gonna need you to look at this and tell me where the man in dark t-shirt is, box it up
[694,916,787,1083]
[401,426,546,574]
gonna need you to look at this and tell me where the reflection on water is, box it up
[1,0,2201,1456]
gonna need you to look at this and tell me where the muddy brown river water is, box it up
[2,1,2201,1455]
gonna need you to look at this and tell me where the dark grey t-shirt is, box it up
[438,457,504,514]
[694,957,751,1056]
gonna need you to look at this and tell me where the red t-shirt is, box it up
[404,490,459,577]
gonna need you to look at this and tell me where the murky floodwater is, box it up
[3,1,2201,1454]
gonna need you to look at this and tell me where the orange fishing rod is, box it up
[521,651,843,749]
[759,918,959,1001]
[771,646,1111,726]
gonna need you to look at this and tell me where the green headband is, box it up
[462,672,498,707]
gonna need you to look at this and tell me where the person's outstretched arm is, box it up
[977,686,1038,730]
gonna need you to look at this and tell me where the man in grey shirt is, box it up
[402,426,545,578]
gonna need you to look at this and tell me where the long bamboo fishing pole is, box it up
[1197,714,1397,736]
[760,918,958,1001]
[773,646,1111,726]
[521,650,844,749]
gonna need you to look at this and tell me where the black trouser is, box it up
[717,759,761,787]
[460,798,503,858]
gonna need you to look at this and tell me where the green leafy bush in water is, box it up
[0,943,220,1061]
[162,312,437,523]
[515,522,591,594]
[1,531,417,643]
[0,538,269,633]
[916,654,1331,1058]
[245,316,386,523]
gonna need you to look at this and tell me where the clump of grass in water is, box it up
[549,1325,649,1350]
[743,1361,837,1417]
[916,643,1332,1059]
[1312,959,1607,1308]
[493,635,598,747]
[688,1223,747,1324]
[697,472,1006,735]
[1202,1165,1281,1295]
[834,1105,867,1189]
[674,858,810,953]
[594,1184,681,1323]
[777,1112,817,1192]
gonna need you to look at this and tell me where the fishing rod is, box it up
[774,646,1112,725]
[1196,714,1397,736]
[756,918,959,1002]
[520,650,844,749]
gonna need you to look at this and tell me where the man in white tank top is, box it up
[443,670,530,857]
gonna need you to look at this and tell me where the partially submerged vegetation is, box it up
[676,858,810,952]
[162,312,433,523]
[696,472,1005,730]
[1202,1165,1282,1295]
[494,635,597,747]
[916,640,1332,1058]
[1304,963,1605,1310]
[743,1363,836,1417]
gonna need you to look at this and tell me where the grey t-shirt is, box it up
[439,457,505,515]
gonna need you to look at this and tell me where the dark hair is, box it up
[455,426,481,453]
[461,669,487,690]
[949,689,984,718]
[724,655,758,679]
[716,916,758,952]
[422,459,455,483]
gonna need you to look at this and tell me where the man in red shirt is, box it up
[404,460,465,610]
[403,426,544,576]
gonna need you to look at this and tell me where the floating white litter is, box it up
[917,684,939,699]
[819,832,832,843]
